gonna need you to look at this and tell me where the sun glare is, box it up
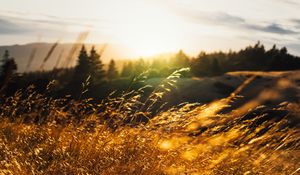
[105,1,184,57]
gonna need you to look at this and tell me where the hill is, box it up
[0,43,132,72]
[145,71,300,110]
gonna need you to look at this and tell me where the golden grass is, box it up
[0,103,299,174]
[0,70,299,174]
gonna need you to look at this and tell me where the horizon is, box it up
[0,40,298,73]
[1,41,299,60]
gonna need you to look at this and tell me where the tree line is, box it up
[120,42,300,78]
[191,42,300,76]
[0,42,300,97]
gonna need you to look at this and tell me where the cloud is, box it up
[0,11,113,42]
[0,15,92,28]
[292,19,300,23]
[0,18,29,34]
[185,11,245,26]
[180,10,299,35]
[0,16,62,36]
[290,19,300,29]
[247,23,297,35]
[0,10,105,28]
[277,0,300,6]
[285,43,300,55]
[0,13,98,39]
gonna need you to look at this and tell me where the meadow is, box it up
[0,68,299,175]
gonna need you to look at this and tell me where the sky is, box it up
[0,0,300,57]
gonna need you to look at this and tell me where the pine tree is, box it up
[170,50,190,68]
[121,61,133,77]
[0,50,17,88]
[280,47,287,55]
[1,50,17,74]
[89,46,105,84]
[134,58,147,75]
[211,58,222,76]
[3,50,9,61]
[107,59,118,80]
[72,45,89,86]
[72,45,106,85]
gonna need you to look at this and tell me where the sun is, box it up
[118,26,181,57]
[105,1,184,57]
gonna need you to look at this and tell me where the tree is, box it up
[190,42,300,77]
[170,50,190,68]
[211,58,222,76]
[70,45,106,95]
[121,61,133,77]
[72,45,89,86]
[134,58,148,75]
[0,50,17,89]
[107,59,118,80]
[280,47,287,55]
[191,52,211,77]
[88,46,105,84]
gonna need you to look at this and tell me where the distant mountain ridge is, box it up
[0,43,133,72]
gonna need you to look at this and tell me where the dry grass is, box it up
[0,70,299,174]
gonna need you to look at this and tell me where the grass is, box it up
[0,70,299,174]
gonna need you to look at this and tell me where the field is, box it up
[1,0,300,174]
[0,71,299,175]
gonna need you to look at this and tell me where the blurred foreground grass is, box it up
[0,70,299,174]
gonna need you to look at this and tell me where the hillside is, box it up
[145,71,300,110]
[0,43,132,72]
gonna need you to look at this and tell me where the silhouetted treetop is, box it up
[171,50,190,68]
[0,50,17,91]
[121,61,134,77]
[107,59,118,80]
